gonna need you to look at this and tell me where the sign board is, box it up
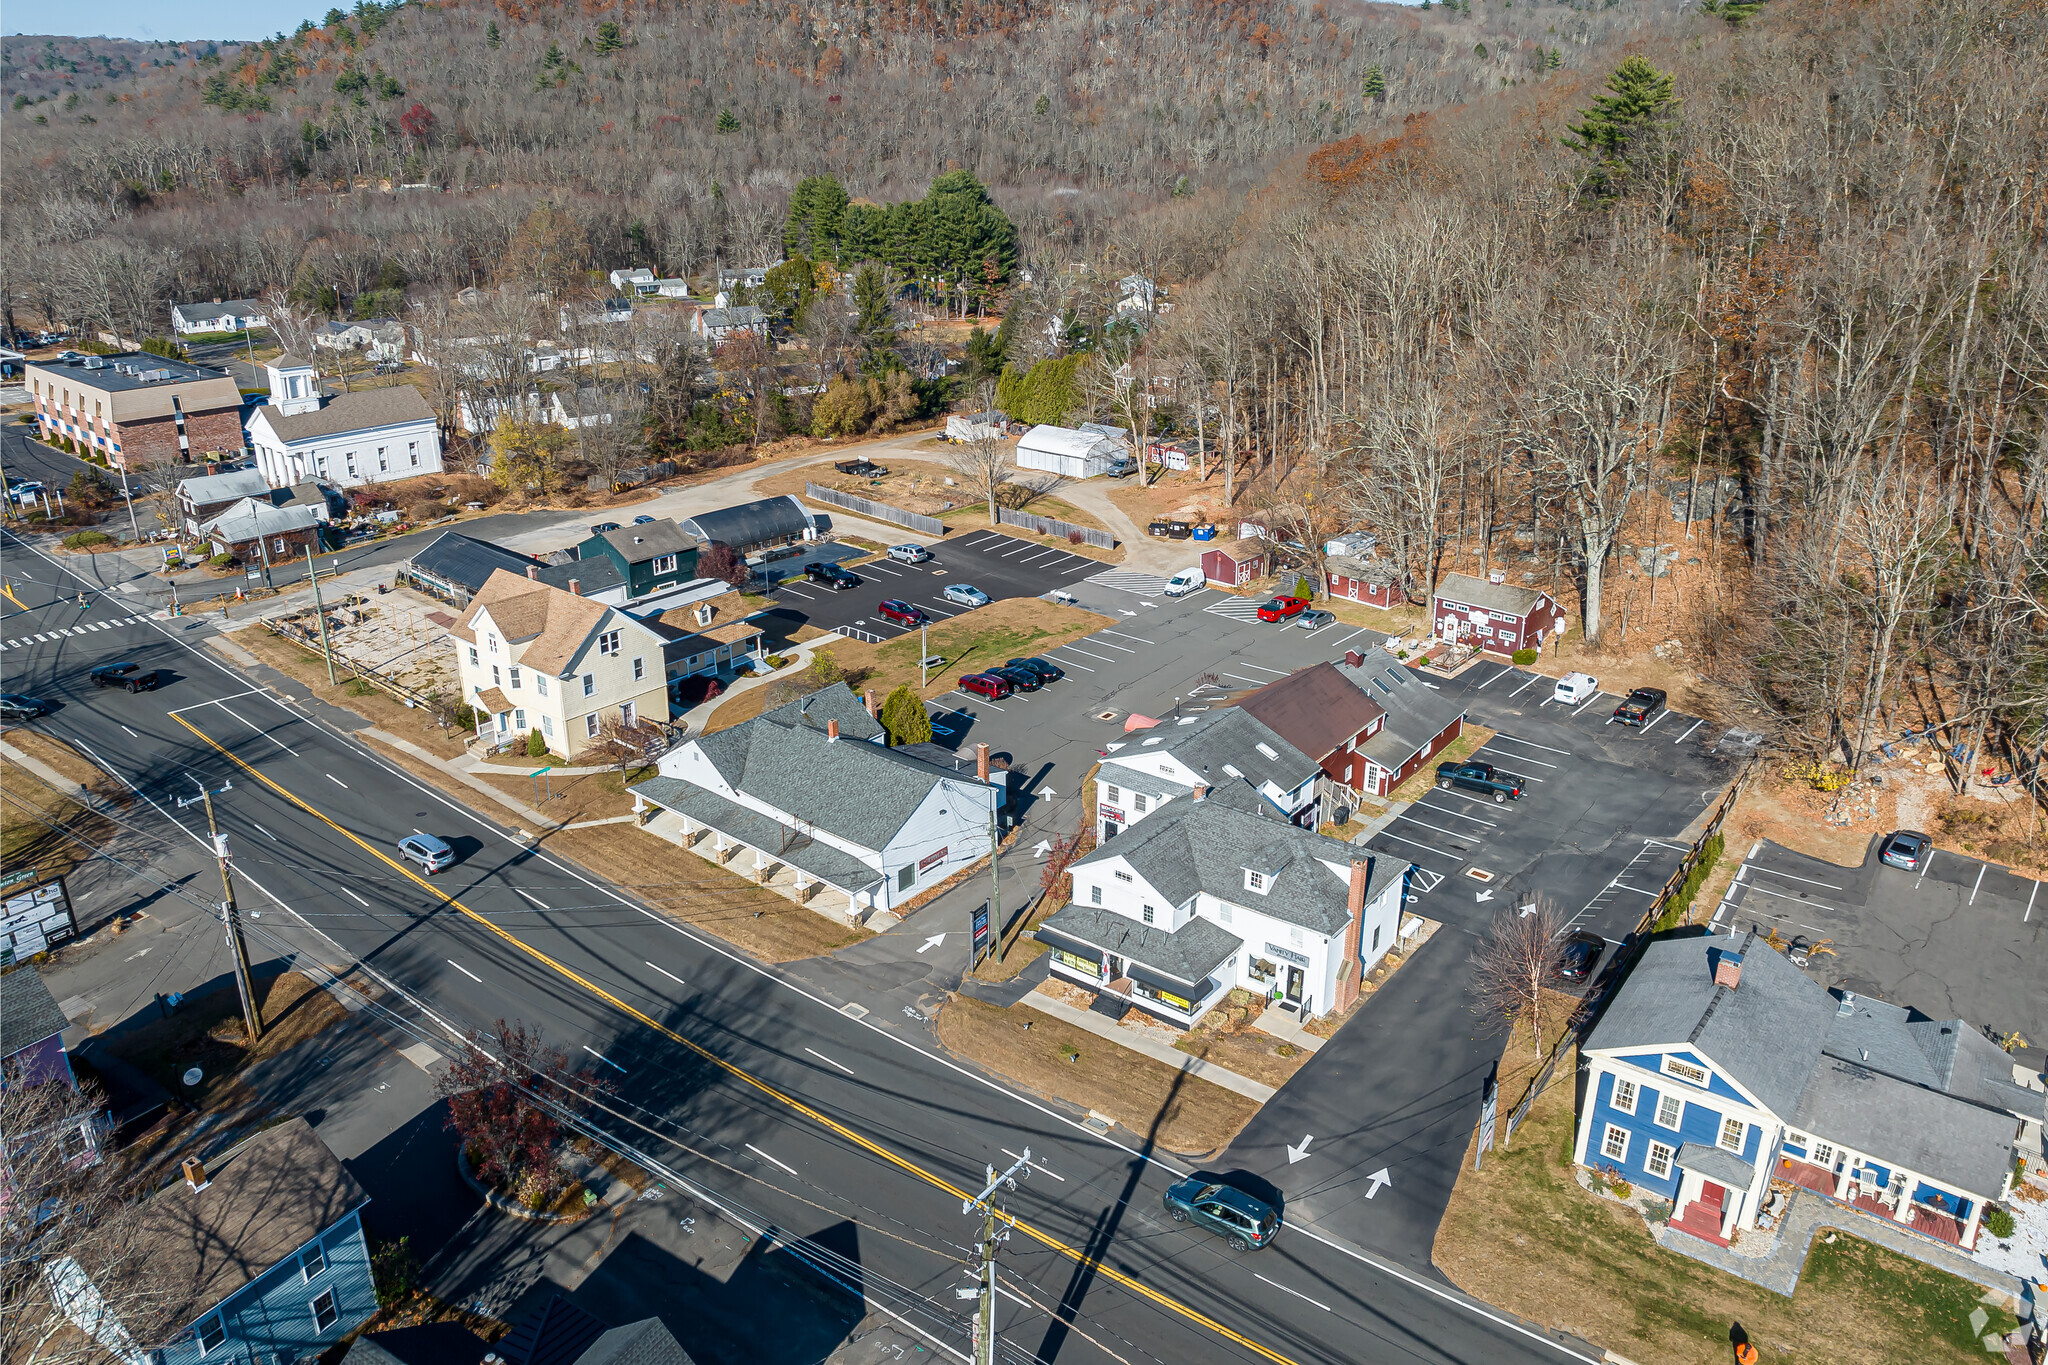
[1475,1077,1497,1170]
[917,845,950,873]
[246,568,263,580]
[1262,941,1311,968]
[0,874,77,964]
[1098,804,1125,824]
[971,901,991,964]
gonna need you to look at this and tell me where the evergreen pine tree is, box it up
[485,19,500,46]
[1563,55,1676,160]
[715,108,740,133]
[1362,64,1387,102]
[879,685,933,746]
[594,20,623,53]
[1546,47,1562,71]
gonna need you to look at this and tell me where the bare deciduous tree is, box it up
[1468,901,1567,1058]
[946,381,1016,527]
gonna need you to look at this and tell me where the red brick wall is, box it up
[113,406,243,464]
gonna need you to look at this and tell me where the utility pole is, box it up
[117,459,140,544]
[920,619,929,690]
[988,792,1003,966]
[178,778,263,1041]
[960,1150,1030,1365]
[306,543,337,685]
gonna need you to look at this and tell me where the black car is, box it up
[115,670,162,693]
[1552,931,1605,985]
[590,521,622,534]
[988,666,1042,693]
[804,562,860,589]
[89,662,141,688]
[0,692,50,722]
[1004,656,1065,683]
[1879,829,1931,871]
[1612,687,1668,727]
[1435,760,1524,802]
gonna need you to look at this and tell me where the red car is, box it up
[958,672,1013,700]
[1256,596,1310,623]
[877,598,928,627]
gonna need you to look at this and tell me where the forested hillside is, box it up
[2,35,240,105]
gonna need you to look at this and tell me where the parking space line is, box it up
[1486,732,1574,756]
[1048,656,1094,671]
[1085,637,1136,652]
[1473,665,1516,691]
[1572,693,1609,717]
[940,690,1005,712]
[1475,747,1557,768]
[1389,812,1479,842]
[781,586,820,599]
[1612,883,1663,897]
[1058,646,1118,663]
[1221,672,1269,686]
[1329,627,1374,649]
[1730,881,1849,914]
[1748,864,1844,891]
[962,532,1001,546]
[1099,629,1155,644]
[1369,827,1464,863]
[922,603,959,616]
[1639,710,1671,734]
[1235,662,1289,675]
[1509,673,1542,698]
[1673,717,1706,744]
[1000,543,1038,557]
[1969,862,1986,905]
[1411,799,1497,827]
[864,563,904,576]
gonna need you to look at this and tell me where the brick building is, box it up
[25,353,245,467]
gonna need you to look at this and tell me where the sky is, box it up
[4,0,336,43]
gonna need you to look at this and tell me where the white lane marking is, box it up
[1255,1274,1331,1311]
[804,1047,856,1076]
[922,603,960,616]
[1612,883,1664,897]
[447,960,482,982]
[120,725,139,737]
[1673,718,1706,743]
[1969,862,1986,905]
[1000,543,1036,557]
[1639,709,1671,734]
[644,960,687,987]
[1485,731,1574,756]
[517,889,549,909]
[168,687,267,712]
[1473,665,1515,692]
[1234,662,1289,675]
[745,1143,798,1175]
[252,823,278,841]
[941,690,1006,711]
[326,774,348,788]
[1099,629,1154,644]
[1476,747,1557,768]
[1572,693,1609,717]
[583,1046,627,1073]
[1221,672,1269,686]
[1084,637,1136,652]
[1045,654,1095,671]
[341,887,370,906]
[1368,827,1462,864]
[1411,799,1497,827]
[1392,812,1484,842]
[217,703,300,756]
[1002,1147,1064,1180]
[1059,645,1117,663]
[1329,627,1373,648]
[1509,673,1542,698]
[2026,879,2038,922]
[1746,864,1844,891]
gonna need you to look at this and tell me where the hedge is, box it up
[1653,831,1724,932]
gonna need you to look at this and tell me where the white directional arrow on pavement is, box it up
[1476,889,1495,903]
[1518,903,1538,918]
[1286,1135,1314,1164]
[1032,839,1053,858]
[1039,787,1057,796]
[1364,1168,1392,1199]
[1121,609,1138,616]
[1140,599,1158,607]
[916,934,946,954]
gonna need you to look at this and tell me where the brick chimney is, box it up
[1331,860,1371,1013]
[1345,649,1364,668]
[182,1156,210,1192]
[568,578,581,596]
[864,688,878,717]
[525,565,539,580]
[1192,784,1209,802]
[827,718,840,741]
[1715,950,1745,990]
[1347,859,1369,916]
[976,742,990,783]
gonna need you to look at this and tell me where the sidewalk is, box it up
[360,728,558,834]
[1019,984,1277,1103]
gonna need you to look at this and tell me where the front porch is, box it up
[1034,904,1243,1031]
[1773,1149,1982,1252]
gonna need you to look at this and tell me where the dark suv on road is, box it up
[89,662,162,692]
[1162,1179,1280,1251]
[1435,760,1524,802]
[1613,687,1668,727]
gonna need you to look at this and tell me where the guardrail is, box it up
[803,483,944,536]
[996,506,1115,549]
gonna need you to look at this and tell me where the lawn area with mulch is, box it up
[1432,1022,2020,1365]
[1386,723,1496,805]
[99,965,355,1112]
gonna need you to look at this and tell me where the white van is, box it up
[1164,566,1205,597]
[1553,672,1599,705]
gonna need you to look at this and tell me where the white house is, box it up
[1015,423,1124,480]
[1094,706,1322,842]
[172,300,268,336]
[1576,928,2039,1253]
[609,268,657,295]
[628,684,1001,922]
[1114,274,1161,314]
[1038,799,1405,1025]
[450,568,673,756]
[244,355,443,490]
[312,319,404,360]
[653,279,694,299]
[692,306,769,347]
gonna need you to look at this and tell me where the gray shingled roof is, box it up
[1096,768,1194,803]
[1103,707,1318,809]
[589,520,696,565]
[679,495,812,551]
[406,531,541,595]
[537,557,625,597]
[1583,929,1836,1119]
[179,468,273,506]
[0,966,70,1058]
[1671,1142,1756,1189]
[255,384,435,442]
[1432,571,1550,618]
[1072,800,1383,936]
[1336,647,1469,769]
[577,1319,695,1365]
[762,683,885,741]
[1036,904,1244,987]
[1825,993,2045,1121]
[629,775,884,892]
[1791,1057,2017,1197]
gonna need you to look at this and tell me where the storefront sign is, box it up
[971,901,990,963]
[1098,804,1125,823]
[1262,942,1310,968]
[918,845,950,872]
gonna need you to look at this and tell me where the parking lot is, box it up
[1714,837,2047,1046]
[759,529,1102,641]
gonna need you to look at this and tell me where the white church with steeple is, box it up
[244,354,443,490]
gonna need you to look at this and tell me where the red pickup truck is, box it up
[1256,596,1310,623]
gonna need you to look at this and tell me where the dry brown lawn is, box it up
[101,965,354,1111]
[230,629,471,759]
[1103,468,1246,531]
[1172,1006,1312,1091]
[934,994,1259,1156]
[1434,1029,2020,1365]
[1386,723,1496,805]
[0,734,125,880]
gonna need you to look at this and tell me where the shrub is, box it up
[1068,530,1084,545]
[1512,647,1538,665]
[879,683,934,746]
[208,553,237,570]
[1983,1205,2016,1239]
[62,530,115,550]
[370,1236,420,1308]
[527,728,549,758]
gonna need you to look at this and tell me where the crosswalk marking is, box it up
[1085,569,1174,596]
[1,615,148,648]
[1203,596,1268,622]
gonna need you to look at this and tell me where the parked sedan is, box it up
[1004,656,1065,683]
[804,562,860,589]
[988,666,1042,693]
[1552,931,1606,985]
[0,693,51,722]
[957,672,1013,700]
[1162,1178,1280,1252]
[1612,687,1668,727]
[1256,596,1309,623]
[942,584,991,608]
[590,521,622,534]
[876,599,928,627]
[887,543,932,564]
[1435,760,1524,802]
[633,514,658,525]
[1295,609,1336,630]
[398,833,456,874]
[1879,829,1931,871]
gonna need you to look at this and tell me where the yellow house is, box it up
[450,569,671,757]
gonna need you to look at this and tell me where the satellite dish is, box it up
[182,1067,204,1087]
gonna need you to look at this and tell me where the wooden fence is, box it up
[803,483,944,536]
[996,506,1116,549]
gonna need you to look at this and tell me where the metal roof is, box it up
[406,531,541,593]
[679,495,812,550]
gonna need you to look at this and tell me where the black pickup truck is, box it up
[834,458,889,477]
[1612,687,1668,727]
[1435,760,1524,803]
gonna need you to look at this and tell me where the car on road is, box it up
[590,521,622,534]
[1147,520,1193,539]
[877,599,928,626]
[1296,609,1336,630]
[804,562,861,589]
[1004,656,1064,683]
[1256,596,1309,623]
[0,693,51,722]
[888,543,932,564]
[633,514,658,525]
[398,833,456,874]
[88,662,142,688]
[1435,760,1524,802]
[1612,687,1668,727]
[1162,1178,1279,1252]
[942,584,990,608]
[1553,672,1599,705]
[834,458,889,477]
[989,666,1042,693]
[1879,829,1931,871]
[1552,931,1606,985]
[957,672,1013,700]
[1164,566,1205,597]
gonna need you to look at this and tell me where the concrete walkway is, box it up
[675,638,828,733]
[1251,1006,1326,1053]
[1019,984,1277,1102]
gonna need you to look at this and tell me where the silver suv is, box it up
[398,833,456,874]
[888,543,932,564]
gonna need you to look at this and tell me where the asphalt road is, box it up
[0,526,1602,1365]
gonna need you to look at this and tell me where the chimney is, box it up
[1715,950,1745,990]
[976,743,991,783]
[864,688,878,718]
[827,718,840,741]
[1345,649,1364,669]
[182,1156,210,1192]
[1192,784,1209,802]
[568,578,581,596]
[526,565,539,580]
[1347,859,1369,915]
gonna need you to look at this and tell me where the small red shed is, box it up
[1431,572,1567,654]
[1326,556,1401,609]
[1202,540,1267,588]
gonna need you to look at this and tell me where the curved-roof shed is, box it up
[679,494,813,551]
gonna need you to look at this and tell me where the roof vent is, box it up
[1254,742,1278,760]
[1837,991,1855,1016]
[1221,763,1243,780]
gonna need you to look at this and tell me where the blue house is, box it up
[1576,928,2040,1253]
[131,1118,376,1365]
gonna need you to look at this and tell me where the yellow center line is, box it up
[172,713,1300,1365]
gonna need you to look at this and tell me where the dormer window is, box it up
[1244,870,1268,894]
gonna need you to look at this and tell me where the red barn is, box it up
[1325,556,1401,609]
[1431,572,1566,655]
[1201,540,1266,588]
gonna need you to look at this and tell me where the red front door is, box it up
[1700,1181,1726,1211]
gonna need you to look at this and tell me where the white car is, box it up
[1553,672,1599,705]
[1163,566,1204,597]
[943,584,990,608]
[888,543,932,564]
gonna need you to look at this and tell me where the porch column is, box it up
[1961,1194,1985,1249]
[793,870,809,891]
[847,890,861,924]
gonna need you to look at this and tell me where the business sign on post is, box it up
[0,874,77,965]
[971,901,991,965]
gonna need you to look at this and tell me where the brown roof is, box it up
[271,352,317,370]
[139,1117,368,1329]
[1207,539,1264,561]
[256,384,434,443]
[476,687,514,713]
[454,569,622,677]
[1238,662,1386,763]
